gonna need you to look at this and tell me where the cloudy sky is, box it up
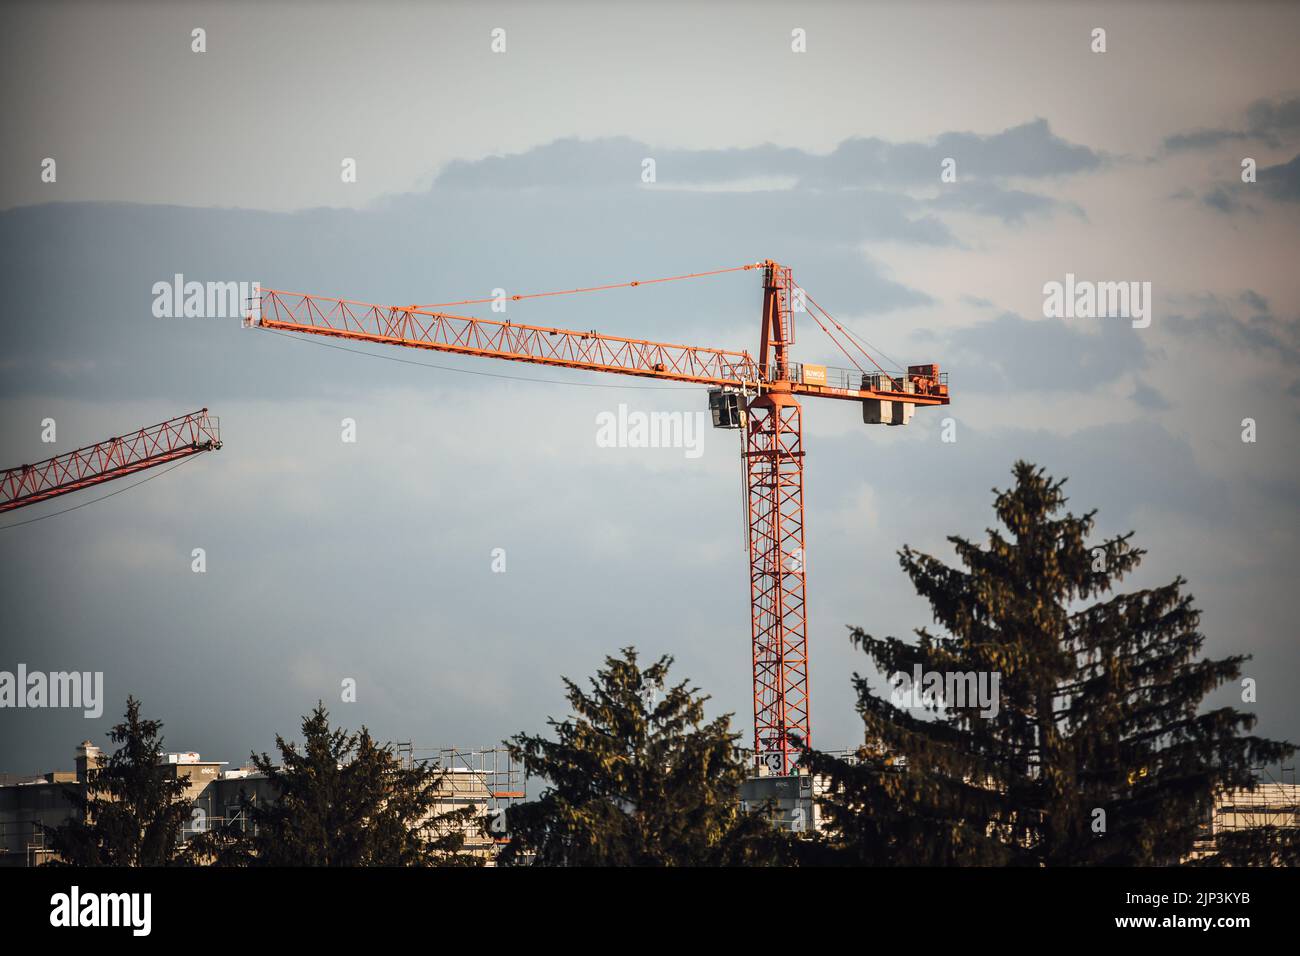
[1,0,1298,776]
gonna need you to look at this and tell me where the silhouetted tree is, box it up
[43,696,194,866]
[500,648,787,865]
[1198,825,1300,867]
[804,461,1295,866]
[195,703,479,866]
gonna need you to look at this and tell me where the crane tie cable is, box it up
[804,307,867,374]
[284,258,916,385]
[805,291,904,375]
[804,291,897,377]
[416,263,762,309]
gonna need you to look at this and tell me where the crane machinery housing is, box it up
[250,261,949,774]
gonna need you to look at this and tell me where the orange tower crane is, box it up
[250,261,948,774]
[0,410,221,514]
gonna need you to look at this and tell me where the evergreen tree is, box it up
[1199,825,1300,867]
[804,461,1295,866]
[499,648,785,866]
[196,703,480,866]
[43,696,194,866]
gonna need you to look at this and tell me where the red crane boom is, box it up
[0,410,222,514]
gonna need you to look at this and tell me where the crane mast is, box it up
[251,261,949,774]
[746,263,811,772]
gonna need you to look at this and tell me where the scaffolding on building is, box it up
[1208,765,1298,833]
[394,744,525,860]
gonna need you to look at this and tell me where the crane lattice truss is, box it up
[255,261,949,774]
[0,410,221,514]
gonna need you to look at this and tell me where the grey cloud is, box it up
[1192,154,1299,213]
[941,311,1149,393]
[1241,289,1269,313]
[1260,153,1300,202]
[1167,290,1300,366]
[1245,96,1300,142]
[925,181,1084,225]
[1164,128,1249,152]
[806,119,1102,186]
[436,121,1101,193]
[1131,382,1172,410]
[1165,95,1300,152]
[435,137,811,190]
[1201,183,1249,215]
